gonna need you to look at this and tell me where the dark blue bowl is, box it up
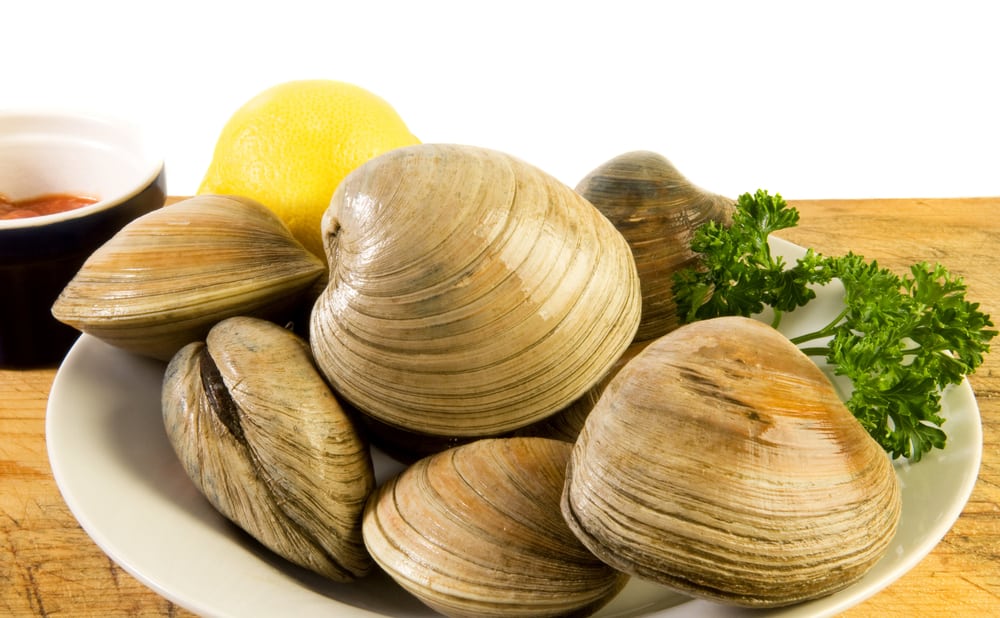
[0,111,167,367]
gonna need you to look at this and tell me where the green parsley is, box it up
[672,189,996,461]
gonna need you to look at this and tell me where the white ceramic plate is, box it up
[46,237,983,617]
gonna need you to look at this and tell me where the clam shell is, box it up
[310,144,641,437]
[575,151,734,341]
[363,338,649,462]
[161,316,374,582]
[52,195,325,361]
[514,339,651,443]
[562,316,902,607]
[354,340,649,464]
[363,437,628,617]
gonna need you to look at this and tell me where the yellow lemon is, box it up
[198,79,420,258]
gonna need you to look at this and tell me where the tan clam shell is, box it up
[575,151,734,341]
[310,144,641,437]
[562,316,902,607]
[360,340,650,462]
[363,437,628,617]
[514,339,652,443]
[52,195,325,361]
[161,316,374,582]
[350,338,649,464]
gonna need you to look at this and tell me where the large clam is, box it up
[562,316,902,607]
[514,339,651,443]
[360,339,649,461]
[575,151,734,341]
[162,316,374,582]
[52,195,325,361]
[363,437,628,617]
[310,144,642,438]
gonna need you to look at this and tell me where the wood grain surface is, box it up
[2,197,998,617]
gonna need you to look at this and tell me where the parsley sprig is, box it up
[673,189,996,461]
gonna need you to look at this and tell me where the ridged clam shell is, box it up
[363,437,628,617]
[514,339,651,443]
[562,316,902,607]
[360,338,647,461]
[310,144,641,437]
[52,195,325,361]
[367,341,650,461]
[575,151,734,341]
[161,316,374,582]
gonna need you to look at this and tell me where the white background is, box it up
[3,0,998,200]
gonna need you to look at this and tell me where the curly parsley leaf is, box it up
[672,190,997,461]
[675,190,834,326]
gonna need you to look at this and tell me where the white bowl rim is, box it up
[0,108,165,231]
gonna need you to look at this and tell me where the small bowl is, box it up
[0,111,166,367]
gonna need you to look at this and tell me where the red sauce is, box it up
[0,193,100,220]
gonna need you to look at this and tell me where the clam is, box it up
[162,316,374,582]
[345,340,652,465]
[514,339,651,443]
[310,143,641,438]
[364,336,646,461]
[575,151,734,341]
[52,194,325,361]
[562,316,902,607]
[363,437,628,617]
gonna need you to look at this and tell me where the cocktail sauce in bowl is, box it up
[0,111,166,366]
